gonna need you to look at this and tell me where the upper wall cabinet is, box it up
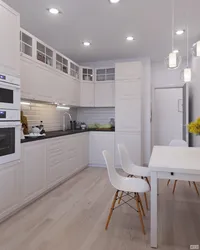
[82,67,93,81]
[56,53,68,74]
[20,31,33,57]
[96,68,115,82]
[0,0,20,76]
[36,41,53,67]
[70,62,79,80]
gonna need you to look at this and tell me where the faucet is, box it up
[63,112,72,131]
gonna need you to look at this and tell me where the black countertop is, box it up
[21,129,115,143]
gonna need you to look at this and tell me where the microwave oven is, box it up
[0,73,20,110]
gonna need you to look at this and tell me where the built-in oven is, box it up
[0,73,20,110]
[0,110,20,165]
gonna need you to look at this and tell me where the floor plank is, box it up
[0,167,199,250]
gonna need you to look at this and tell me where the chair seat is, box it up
[127,164,151,177]
[115,177,150,193]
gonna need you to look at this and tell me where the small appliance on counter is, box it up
[24,121,46,138]
[81,123,87,130]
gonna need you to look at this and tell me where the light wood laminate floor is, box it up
[0,167,200,250]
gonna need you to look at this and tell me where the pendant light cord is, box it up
[186,24,189,67]
[172,0,175,51]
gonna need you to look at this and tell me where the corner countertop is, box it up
[21,129,115,143]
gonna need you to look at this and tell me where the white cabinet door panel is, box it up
[115,98,141,132]
[20,57,37,100]
[95,83,114,107]
[115,62,142,80]
[46,138,65,188]
[115,132,141,167]
[0,161,21,220]
[115,80,141,99]
[23,142,46,203]
[80,82,95,107]
[0,1,20,76]
[89,132,114,166]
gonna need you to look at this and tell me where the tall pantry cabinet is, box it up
[0,0,20,76]
[115,62,143,166]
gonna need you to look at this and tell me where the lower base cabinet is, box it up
[0,161,21,221]
[89,132,115,166]
[0,133,89,222]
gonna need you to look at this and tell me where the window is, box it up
[20,31,32,57]
[70,62,79,79]
[96,68,115,81]
[56,54,68,74]
[82,68,93,81]
[37,42,53,67]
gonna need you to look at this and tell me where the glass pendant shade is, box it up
[166,52,181,69]
[183,68,192,83]
[192,41,200,57]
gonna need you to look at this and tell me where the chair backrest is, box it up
[118,144,133,172]
[102,150,123,190]
[169,139,188,147]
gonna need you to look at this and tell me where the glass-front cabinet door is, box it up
[56,54,68,74]
[82,68,93,81]
[37,41,53,67]
[20,31,33,57]
[70,62,79,79]
[96,68,115,82]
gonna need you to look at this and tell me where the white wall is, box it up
[82,57,151,165]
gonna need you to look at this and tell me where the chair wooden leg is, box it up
[105,190,119,230]
[144,192,149,211]
[193,182,199,196]
[118,191,124,204]
[138,194,145,217]
[188,181,191,187]
[167,179,170,186]
[145,177,151,189]
[172,180,177,194]
[136,193,146,235]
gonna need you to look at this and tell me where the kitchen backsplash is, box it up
[21,102,77,132]
[77,108,115,125]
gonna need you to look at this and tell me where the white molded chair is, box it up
[167,139,199,195]
[117,144,151,210]
[102,150,150,235]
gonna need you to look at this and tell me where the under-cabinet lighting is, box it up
[56,106,70,110]
[20,101,31,106]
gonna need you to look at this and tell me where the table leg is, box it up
[151,171,158,248]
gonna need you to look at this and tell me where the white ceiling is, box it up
[4,0,200,63]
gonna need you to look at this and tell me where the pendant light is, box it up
[183,25,192,83]
[165,0,181,69]
[192,41,200,57]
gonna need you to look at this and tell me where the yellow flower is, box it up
[188,118,200,135]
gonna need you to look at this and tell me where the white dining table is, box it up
[149,146,200,248]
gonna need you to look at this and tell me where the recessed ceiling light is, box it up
[173,49,179,53]
[48,8,59,14]
[83,41,91,47]
[109,0,120,3]
[175,30,185,35]
[126,36,134,41]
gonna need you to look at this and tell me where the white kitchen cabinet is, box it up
[115,80,141,132]
[20,56,37,100]
[0,161,21,221]
[0,0,20,76]
[89,132,115,166]
[77,133,89,169]
[95,83,115,107]
[115,132,142,167]
[46,137,66,188]
[22,141,46,203]
[80,82,95,107]
[115,62,142,80]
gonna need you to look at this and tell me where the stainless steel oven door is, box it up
[0,122,20,165]
[0,81,20,110]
